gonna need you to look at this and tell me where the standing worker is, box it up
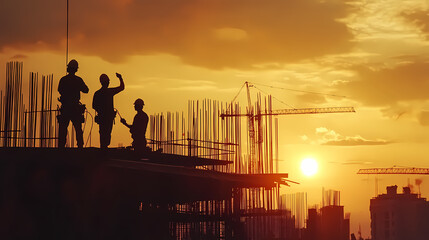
[92,73,125,149]
[120,99,149,153]
[57,59,89,148]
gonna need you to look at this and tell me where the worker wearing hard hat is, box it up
[93,73,125,149]
[120,98,149,153]
[57,59,89,148]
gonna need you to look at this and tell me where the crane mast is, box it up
[245,82,257,173]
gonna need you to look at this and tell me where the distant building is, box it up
[303,205,350,240]
[370,185,429,240]
[242,208,298,240]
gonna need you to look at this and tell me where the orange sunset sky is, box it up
[2,0,429,237]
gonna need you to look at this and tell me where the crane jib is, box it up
[220,107,355,119]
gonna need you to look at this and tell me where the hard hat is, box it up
[134,98,144,106]
[99,74,109,85]
[67,59,79,69]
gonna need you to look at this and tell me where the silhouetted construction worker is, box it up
[92,73,125,149]
[120,99,148,153]
[57,59,89,148]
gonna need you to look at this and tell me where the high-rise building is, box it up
[304,205,350,240]
[370,185,429,240]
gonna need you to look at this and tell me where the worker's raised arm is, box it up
[112,73,125,94]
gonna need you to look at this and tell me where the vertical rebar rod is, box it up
[0,90,2,146]
[66,0,69,66]
[41,76,45,147]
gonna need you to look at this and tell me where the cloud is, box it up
[326,2,429,114]
[0,0,354,69]
[341,160,373,165]
[10,54,28,60]
[138,77,236,92]
[418,110,429,126]
[212,28,248,42]
[296,93,328,105]
[305,127,392,146]
[403,9,429,39]
[167,85,218,92]
[322,137,390,146]
[336,62,429,107]
[377,103,429,127]
[328,160,373,165]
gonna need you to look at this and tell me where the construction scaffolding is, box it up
[148,96,286,239]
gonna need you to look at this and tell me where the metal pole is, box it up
[24,112,27,147]
[66,0,69,65]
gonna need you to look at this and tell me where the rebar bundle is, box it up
[1,62,58,148]
[1,62,24,147]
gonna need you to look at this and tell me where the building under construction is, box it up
[0,62,357,239]
[303,190,350,240]
[0,62,301,239]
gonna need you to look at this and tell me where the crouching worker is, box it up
[120,99,148,154]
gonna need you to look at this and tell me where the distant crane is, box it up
[357,167,429,196]
[221,81,355,141]
[357,167,429,175]
[221,81,355,138]
[221,106,356,118]
[221,82,355,118]
[221,81,355,173]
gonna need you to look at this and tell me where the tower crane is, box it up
[221,81,355,138]
[221,82,355,119]
[221,106,356,118]
[357,167,429,196]
[221,81,355,173]
[357,167,429,175]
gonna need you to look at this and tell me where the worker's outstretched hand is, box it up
[116,73,122,80]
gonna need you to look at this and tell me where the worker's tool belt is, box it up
[94,110,116,124]
[57,102,86,123]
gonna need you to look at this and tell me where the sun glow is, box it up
[300,158,318,177]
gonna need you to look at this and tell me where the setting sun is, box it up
[300,158,318,177]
